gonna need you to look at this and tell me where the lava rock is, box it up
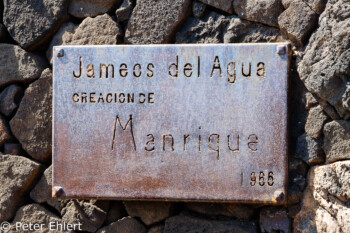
[233,0,284,27]
[69,0,122,18]
[305,92,318,110]
[259,207,291,233]
[105,201,126,225]
[3,0,68,50]
[164,214,258,233]
[305,105,329,139]
[186,203,257,220]
[124,201,174,226]
[0,84,24,117]
[295,133,324,165]
[30,166,68,212]
[305,0,327,14]
[278,0,318,47]
[47,14,121,64]
[10,69,52,163]
[0,155,42,222]
[297,0,350,118]
[0,44,45,89]
[294,161,350,232]
[148,224,164,233]
[192,1,206,19]
[125,0,192,44]
[61,200,110,232]
[176,12,282,44]
[0,115,11,147]
[323,120,350,162]
[3,143,25,156]
[9,204,73,233]
[97,216,146,233]
[198,0,233,14]
[116,0,134,22]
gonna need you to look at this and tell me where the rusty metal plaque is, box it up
[53,43,290,204]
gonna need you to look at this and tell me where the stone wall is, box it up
[0,0,349,232]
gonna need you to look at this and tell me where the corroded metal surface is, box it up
[53,43,290,203]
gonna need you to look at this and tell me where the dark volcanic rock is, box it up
[125,0,192,44]
[0,84,24,117]
[3,0,69,50]
[116,0,134,22]
[97,217,146,233]
[9,204,72,233]
[69,0,122,18]
[233,0,284,27]
[105,201,126,225]
[323,120,350,162]
[61,200,110,232]
[0,155,42,222]
[124,201,174,226]
[278,0,318,47]
[30,166,68,212]
[199,0,233,14]
[10,69,52,163]
[295,133,324,165]
[297,0,350,118]
[164,214,257,233]
[0,115,11,147]
[186,203,257,220]
[259,207,291,233]
[3,143,25,156]
[176,12,282,44]
[47,14,122,63]
[192,1,206,19]
[0,44,45,89]
[305,105,329,139]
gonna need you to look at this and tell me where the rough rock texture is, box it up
[259,207,290,233]
[10,69,52,163]
[9,204,72,233]
[305,92,318,110]
[199,0,233,14]
[124,201,174,226]
[148,224,164,233]
[69,0,121,18]
[323,120,350,162]
[305,0,327,14]
[116,0,134,22]
[61,200,110,232]
[278,0,318,47]
[3,0,68,50]
[0,115,11,147]
[47,14,121,63]
[176,12,282,44]
[0,155,42,222]
[164,214,257,233]
[30,166,67,212]
[305,105,329,139]
[186,203,257,220]
[125,0,192,44]
[192,1,206,19]
[233,0,284,27]
[288,158,308,205]
[0,44,45,88]
[294,161,350,233]
[97,217,147,233]
[297,0,350,118]
[0,84,24,117]
[295,133,324,165]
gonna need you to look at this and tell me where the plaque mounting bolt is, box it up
[52,186,65,198]
[57,49,64,57]
[274,191,285,202]
[277,45,286,55]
